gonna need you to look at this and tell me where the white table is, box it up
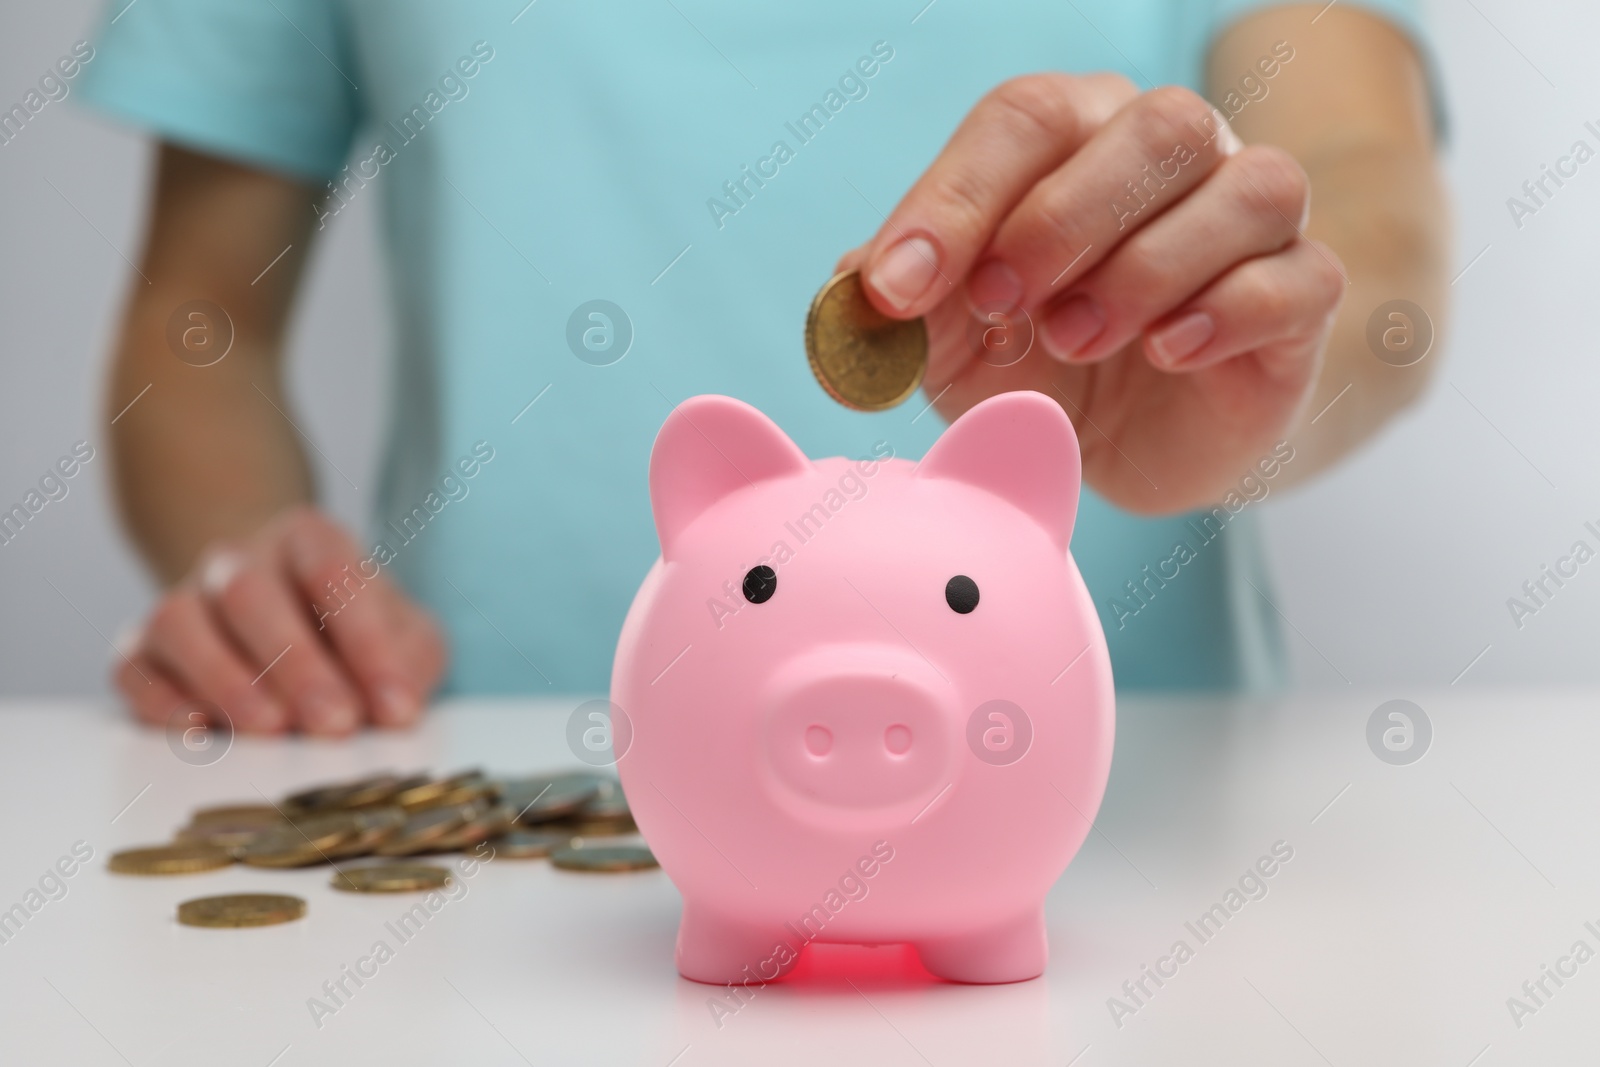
[0,692,1593,1066]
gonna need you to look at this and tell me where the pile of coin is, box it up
[111,767,659,927]
[805,268,929,412]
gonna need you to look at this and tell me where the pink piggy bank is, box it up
[611,389,1114,985]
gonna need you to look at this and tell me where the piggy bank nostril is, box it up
[804,724,833,757]
[884,723,913,756]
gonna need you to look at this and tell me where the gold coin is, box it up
[577,779,630,819]
[331,772,408,809]
[491,829,573,859]
[382,772,436,805]
[324,807,407,859]
[109,845,234,875]
[189,804,285,826]
[552,778,635,835]
[374,805,470,857]
[563,817,638,837]
[426,780,495,811]
[287,811,367,846]
[239,837,328,868]
[805,268,928,411]
[394,769,484,811]
[505,772,604,824]
[282,779,357,814]
[239,819,357,868]
[550,844,659,872]
[392,776,449,810]
[177,893,306,928]
[175,822,270,853]
[331,864,451,893]
[431,803,517,852]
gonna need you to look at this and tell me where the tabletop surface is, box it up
[0,691,1593,1067]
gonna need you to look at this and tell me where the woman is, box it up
[82,0,1447,733]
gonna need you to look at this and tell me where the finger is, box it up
[141,590,288,733]
[388,597,449,703]
[986,86,1240,312]
[114,650,190,728]
[1142,237,1347,375]
[921,295,987,393]
[200,544,364,735]
[833,245,868,277]
[282,511,421,728]
[1039,144,1309,363]
[858,73,1138,318]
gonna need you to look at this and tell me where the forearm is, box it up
[1210,4,1449,488]
[1280,142,1449,486]
[105,143,321,584]
[106,300,312,584]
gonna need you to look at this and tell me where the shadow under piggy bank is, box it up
[667,943,1055,1067]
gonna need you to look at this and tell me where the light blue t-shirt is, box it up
[79,0,1429,694]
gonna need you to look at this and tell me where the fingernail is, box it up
[1215,119,1244,157]
[199,549,244,600]
[110,623,145,664]
[1147,311,1216,367]
[1042,296,1106,362]
[868,236,940,312]
[966,259,1023,316]
[304,693,360,735]
[374,684,418,727]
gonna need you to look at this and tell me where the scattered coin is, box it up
[578,779,629,819]
[505,772,605,824]
[564,819,638,838]
[331,864,452,893]
[109,845,234,875]
[395,768,484,811]
[283,779,358,814]
[175,821,271,853]
[240,824,349,868]
[430,778,498,810]
[550,844,659,872]
[288,811,366,841]
[492,829,573,859]
[380,773,436,806]
[324,807,407,859]
[189,804,285,826]
[178,893,306,928]
[432,803,516,852]
[805,268,928,412]
[374,805,471,856]
[536,778,635,836]
[330,772,408,809]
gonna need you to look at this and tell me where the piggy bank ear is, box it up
[650,395,811,559]
[914,390,1081,551]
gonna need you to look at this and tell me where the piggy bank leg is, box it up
[914,910,1047,984]
[675,903,790,985]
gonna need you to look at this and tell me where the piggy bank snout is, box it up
[764,648,955,811]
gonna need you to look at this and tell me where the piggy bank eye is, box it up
[945,575,979,614]
[743,565,777,604]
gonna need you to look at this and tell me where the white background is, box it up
[1,0,1595,695]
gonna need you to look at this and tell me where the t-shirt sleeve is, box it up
[1200,0,1448,140]
[76,0,360,182]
